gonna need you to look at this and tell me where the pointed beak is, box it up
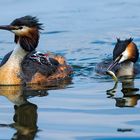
[0,25,18,31]
[107,55,122,71]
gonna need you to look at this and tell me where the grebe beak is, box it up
[0,25,19,31]
[107,55,122,71]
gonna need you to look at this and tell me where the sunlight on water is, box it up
[0,0,140,140]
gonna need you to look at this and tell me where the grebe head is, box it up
[0,16,43,52]
[107,38,139,71]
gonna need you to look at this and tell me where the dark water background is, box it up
[0,0,140,139]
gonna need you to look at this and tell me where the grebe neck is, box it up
[117,61,134,77]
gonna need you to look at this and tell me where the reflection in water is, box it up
[107,77,140,107]
[0,78,72,140]
[12,102,38,140]
[0,86,46,140]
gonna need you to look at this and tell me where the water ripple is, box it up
[90,40,115,45]
[42,30,69,35]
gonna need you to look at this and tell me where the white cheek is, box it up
[12,29,21,35]
[21,26,29,32]
[12,26,29,35]
[119,50,129,63]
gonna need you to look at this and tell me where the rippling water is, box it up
[0,0,140,140]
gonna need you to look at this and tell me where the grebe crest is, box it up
[10,16,43,52]
[113,38,139,64]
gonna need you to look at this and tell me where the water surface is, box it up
[0,0,140,140]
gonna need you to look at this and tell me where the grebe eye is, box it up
[18,26,23,30]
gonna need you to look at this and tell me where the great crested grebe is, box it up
[96,38,139,77]
[0,16,72,85]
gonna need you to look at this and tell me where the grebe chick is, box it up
[0,16,72,85]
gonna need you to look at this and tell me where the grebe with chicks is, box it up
[0,16,72,85]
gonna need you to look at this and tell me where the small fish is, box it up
[106,70,118,82]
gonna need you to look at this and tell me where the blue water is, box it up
[0,0,140,140]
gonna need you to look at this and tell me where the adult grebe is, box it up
[0,16,72,85]
[96,38,139,77]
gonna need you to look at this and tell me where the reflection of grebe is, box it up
[0,78,72,140]
[13,102,38,140]
[107,78,140,107]
[0,86,42,140]
[96,38,139,77]
[0,16,72,85]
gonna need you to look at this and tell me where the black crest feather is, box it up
[10,15,43,30]
[113,38,133,60]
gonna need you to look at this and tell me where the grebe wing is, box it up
[95,60,112,75]
[0,51,13,66]
[95,59,120,75]
[21,51,59,82]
